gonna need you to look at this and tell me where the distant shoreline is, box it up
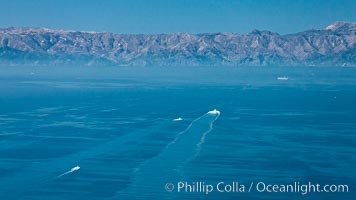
[1,22,355,67]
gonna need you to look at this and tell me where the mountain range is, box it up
[0,21,355,67]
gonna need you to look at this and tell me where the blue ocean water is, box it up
[0,66,355,200]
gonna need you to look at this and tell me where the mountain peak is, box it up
[248,29,279,36]
[325,21,356,32]
[0,27,101,35]
[0,27,73,34]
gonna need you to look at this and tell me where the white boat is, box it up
[277,76,289,80]
[173,117,183,121]
[207,109,220,115]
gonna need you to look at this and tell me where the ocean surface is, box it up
[0,66,355,200]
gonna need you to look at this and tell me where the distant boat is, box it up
[173,117,183,121]
[277,76,289,81]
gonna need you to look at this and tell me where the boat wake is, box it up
[57,166,80,178]
[113,109,220,199]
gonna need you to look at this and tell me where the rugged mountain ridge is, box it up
[0,22,355,66]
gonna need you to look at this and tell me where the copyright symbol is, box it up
[165,183,174,192]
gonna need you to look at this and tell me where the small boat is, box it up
[173,117,183,121]
[207,109,220,115]
[277,76,289,81]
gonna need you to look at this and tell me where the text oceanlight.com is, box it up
[165,181,349,195]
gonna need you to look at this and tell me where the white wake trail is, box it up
[163,109,221,159]
[57,166,80,178]
[195,110,220,155]
[113,109,221,199]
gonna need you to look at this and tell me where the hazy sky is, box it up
[1,0,356,34]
